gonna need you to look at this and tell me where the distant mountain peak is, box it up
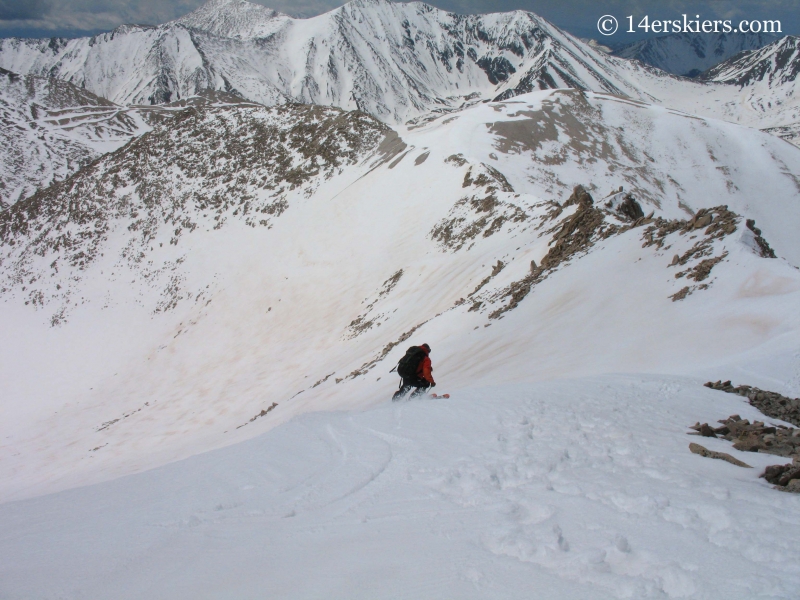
[612,31,776,77]
[174,0,288,38]
[702,34,800,87]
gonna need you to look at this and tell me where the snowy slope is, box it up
[0,68,149,207]
[699,36,800,144]
[1,89,799,506]
[0,74,265,207]
[2,376,800,598]
[613,32,775,77]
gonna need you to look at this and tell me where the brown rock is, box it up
[761,464,792,485]
[693,214,713,229]
[699,423,717,438]
[689,443,752,468]
[785,479,800,493]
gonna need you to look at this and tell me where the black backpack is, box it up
[396,346,426,379]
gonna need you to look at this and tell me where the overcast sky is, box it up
[1,0,797,43]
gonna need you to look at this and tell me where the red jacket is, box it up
[417,348,435,384]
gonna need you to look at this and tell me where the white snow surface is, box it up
[2,89,800,596]
[2,376,800,599]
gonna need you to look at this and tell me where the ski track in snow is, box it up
[1,375,799,598]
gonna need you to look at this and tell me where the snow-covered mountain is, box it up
[174,0,290,39]
[613,32,776,77]
[0,70,267,207]
[0,68,150,207]
[1,0,797,150]
[2,88,799,506]
[699,36,800,145]
[0,0,684,122]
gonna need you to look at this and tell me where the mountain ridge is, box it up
[0,0,685,120]
[0,67,149,208]
[612,31,777,77]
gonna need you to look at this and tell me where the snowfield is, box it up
[2,376,800,598]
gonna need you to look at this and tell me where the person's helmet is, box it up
[421,343,431,352]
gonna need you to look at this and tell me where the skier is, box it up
[392,343,435,401]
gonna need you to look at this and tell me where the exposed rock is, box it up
[0,102,389,322]
[746,219,776,258]
[699,423,717,437]
[705,381,800,427]
[670,286,692,302]
[489,186,608,319]
[604,192,645,221]
[689,442,752,468]
[563,184,594,208]
[676,253,728,282]
[642,205,739,301]
[693,213,712,229]
[235,402,279,429]
[615,194,645,221]
[763,464,800,486]
[431,162,525,251]
[761,462,800,493]
[468,261,505,298]
[345,269,404,339]
[690,414,800,459]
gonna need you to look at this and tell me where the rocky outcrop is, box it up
[704,381,800,427]
[688,442,752,468]
[745,219,776,258]
[431,162,525,252]
[690,412,800,493]
[603,191,644,221]
[761,459,800,490]
[689,415,800,459]
[488,185,615,319]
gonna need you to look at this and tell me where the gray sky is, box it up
[1,0,797,42]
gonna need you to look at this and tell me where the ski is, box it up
[429,393,450,399]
